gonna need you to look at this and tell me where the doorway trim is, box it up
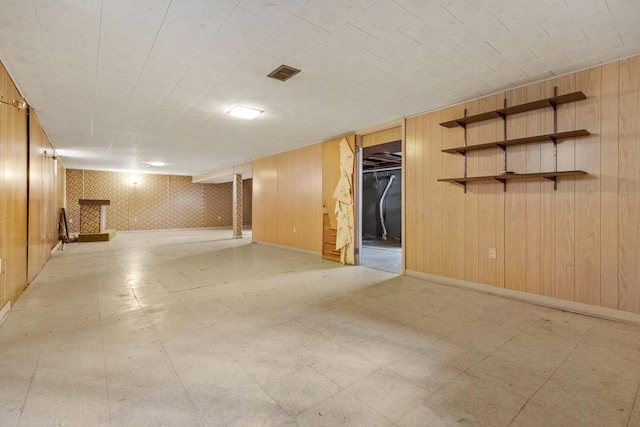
[354,119,406,274]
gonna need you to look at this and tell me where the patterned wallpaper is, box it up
[65,169,252,233]
[79,205,101,233]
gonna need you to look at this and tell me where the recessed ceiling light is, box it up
[226,105,263,120]
[149,162,165,167]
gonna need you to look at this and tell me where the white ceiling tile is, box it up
[238,0,308,24]
[393,0,442,17]
[409,35,463,59]
[1,0,639,175]
[291,43,349,73]
[321,24,377,55]
[350,1,416,38]
[439,0,505,24]
[366,30,422,60]
[563,0,610,15]
[296,0,363,32]
[492,0,565,31]
[221,8,280,44]
[619,29,640,49]
[205,33,259,62]
[605,0,640,14]
[241,38,303,79]
[273,16,330,50]
[550,57,603,76]
[527,28,589,58]
[518,53,571,77]
[399,6,461,44]
[563,34,623,64]
[410,56,458,79]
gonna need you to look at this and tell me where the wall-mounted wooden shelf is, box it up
[441,129,590,155]
[438,88,588,192]
[439,91,587,128]
[438,170,586,190]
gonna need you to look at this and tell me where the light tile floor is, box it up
[1,229,640,426]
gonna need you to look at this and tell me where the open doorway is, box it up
[359,139,402,273]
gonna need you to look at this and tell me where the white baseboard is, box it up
[0,301,10,326]
[51,240,63,255]
[406,270,640,325]
[252,241,322,257]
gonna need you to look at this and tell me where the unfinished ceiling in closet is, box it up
[0,0,639,176]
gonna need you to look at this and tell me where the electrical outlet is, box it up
[489,248,497,259]
[293,227,296,233]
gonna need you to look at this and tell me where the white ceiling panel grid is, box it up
[0,0,638,176]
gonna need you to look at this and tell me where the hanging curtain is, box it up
[333,137,355,264]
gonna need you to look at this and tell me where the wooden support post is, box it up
[232,174,243,239]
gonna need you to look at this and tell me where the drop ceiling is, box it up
[0,0,638,177]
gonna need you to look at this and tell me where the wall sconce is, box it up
[43,150,58,160]
[13,99,27,110]
[44,150,59,175]
[128,174,140,186]
[0,98,27,110]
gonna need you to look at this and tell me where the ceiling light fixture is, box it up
[149,161,165,167]
[226,105,263,120]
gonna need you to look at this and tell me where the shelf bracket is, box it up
[543,175,558,190]
[453,180,467,193]
[494,177,507,192]
[496,144,506,152]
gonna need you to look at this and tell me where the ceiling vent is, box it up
[267,64,301,82]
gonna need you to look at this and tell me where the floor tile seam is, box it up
[294,386,394,425]
[437,368,527,427]
[466,301,572,363]
[418,380,492,425]
[517,330,592,426]
[626,380,640,427]
[15,331,51,427]
[209,331,306,421]
[384,350,463,396]
[146,320,206,426]
[463,364,547,400]
[457,317,538,393]
[341,383,405,423]
[271,366,347,419]
[99,308,114,425]
[429,313,486,339]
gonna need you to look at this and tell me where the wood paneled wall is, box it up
[0,62,28,307]
[361,127,402,147]
[406,56,640,315]
[65,170,252,232]
[253,142,324,253]
[28,110,65,283]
